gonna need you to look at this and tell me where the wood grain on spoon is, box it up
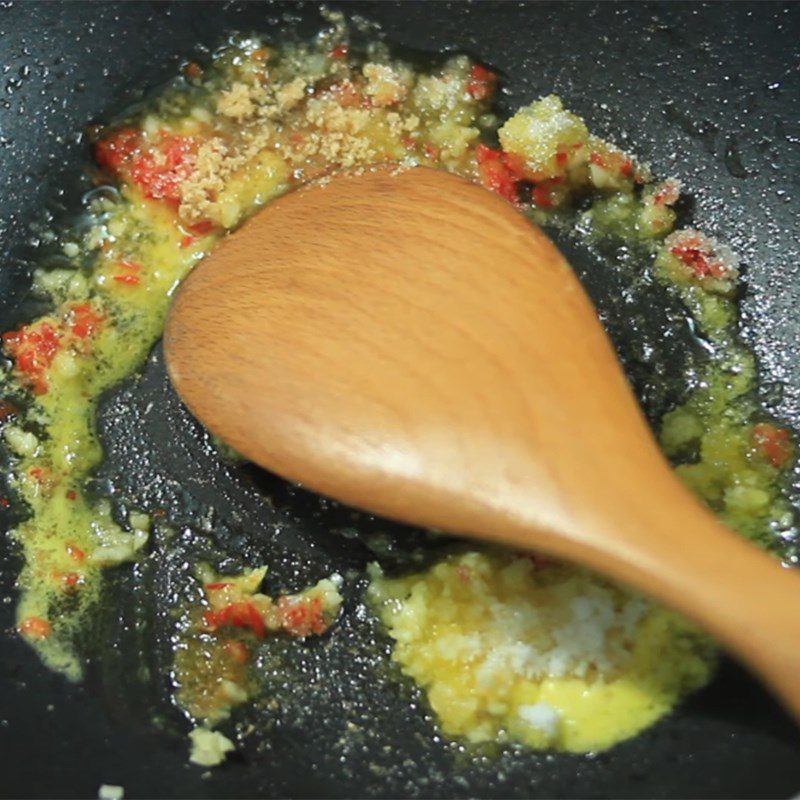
[165,165,800,720]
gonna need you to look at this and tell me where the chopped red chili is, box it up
[590,150,634,178]
[2,322,61,394]
[66,543,86,562]
[670,238,727,280]
[204,602,266,638]
[652,180,681,207]
[127,134,200,203]
[278,595,327,638]
[330,44,349,59]
[187,219,215,235]
[183,61,203,80]
[113,274,140,286]
[467,64,497,101]
[18,616,52,639]
[94,127,143,174]
[753,422,794,468]
[69,303,105,339]
[63,572,82,588]
[475,144,524,205]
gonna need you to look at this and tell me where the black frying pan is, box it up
[2,2,800,798]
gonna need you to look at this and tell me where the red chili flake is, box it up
[112,260,142,286]
[94,127,143,174]
[0,400,17,421]
[400,134,416,149]
[69,303,105,339]
[590,150,635,178]
[330,44,349,59]
[223,639,250,664]
[2,322,61,394]
[753,423,794,468]
[532,179,563,209]
[475,145,526,177]
[204,582,233,591]
[555,151,569,167]
[63,572,82,588]
[424,143,441,161]
[467,64,498,101]
[502,153,527,180]
[179,234,195,249]
[671,243,711,275]
[66,490,77,500]
[187,219,214,235]
[278,595,327,638]
[28,467,46,481]
[475,143,500,164]
[251,48,270,63]
[18,616,51,639]
[0,498,9,508]
[653,180,681,207]
[669,237,728,280]
[66,543,86,562]
[204,602,266,638]
[130,134,199,203]
[183,61,203,80]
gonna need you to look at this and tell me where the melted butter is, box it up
[368,552,716,752]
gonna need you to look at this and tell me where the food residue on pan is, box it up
[0,12,796,765]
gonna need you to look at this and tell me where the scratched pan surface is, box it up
[1,1,800,798]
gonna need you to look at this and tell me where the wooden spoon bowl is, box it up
[165,165,800,720]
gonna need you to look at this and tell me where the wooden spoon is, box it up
[165,165,800,720]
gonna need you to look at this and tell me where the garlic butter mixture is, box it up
[1,17,796,762]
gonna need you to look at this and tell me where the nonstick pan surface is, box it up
[1,2,800,798]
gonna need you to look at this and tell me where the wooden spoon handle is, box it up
[488,472,800,720]
[619,512,800,720]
